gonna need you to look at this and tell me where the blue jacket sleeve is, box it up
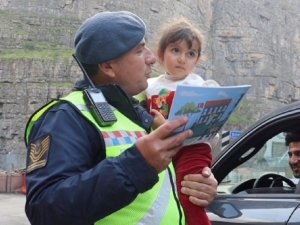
[25,103,158,225]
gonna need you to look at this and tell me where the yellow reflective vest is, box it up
[25,90,184,225]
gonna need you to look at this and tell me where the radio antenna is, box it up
[72,54,96,88]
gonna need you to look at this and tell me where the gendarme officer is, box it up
[24,11,217,225]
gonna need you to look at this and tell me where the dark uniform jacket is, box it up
[25,82,157,225]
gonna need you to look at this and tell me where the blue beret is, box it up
[74,11,146,64]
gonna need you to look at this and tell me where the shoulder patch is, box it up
[27,134,51,173]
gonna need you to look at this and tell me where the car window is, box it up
[217,132,298,194]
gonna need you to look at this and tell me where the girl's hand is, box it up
[151,109,167,130]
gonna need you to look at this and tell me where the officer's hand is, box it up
[181,167,217,207]
[135,117,192,173]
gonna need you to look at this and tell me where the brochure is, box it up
[168,84,251,146]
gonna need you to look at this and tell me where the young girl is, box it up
[141,17,219,225]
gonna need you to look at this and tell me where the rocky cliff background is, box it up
[0,0,299,171]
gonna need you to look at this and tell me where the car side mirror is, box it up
[208,202,242,218]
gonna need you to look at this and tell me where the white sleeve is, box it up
[202,79,220,87]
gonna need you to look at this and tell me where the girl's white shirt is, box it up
[146,73,219,97]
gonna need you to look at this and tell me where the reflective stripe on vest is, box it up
[25,91,184,225]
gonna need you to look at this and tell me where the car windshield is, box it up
[217,132,298,194]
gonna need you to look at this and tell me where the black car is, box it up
[207,101,300,225]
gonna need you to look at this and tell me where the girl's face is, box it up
[160,39,200,81]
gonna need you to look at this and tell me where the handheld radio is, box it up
[72,54,117,126]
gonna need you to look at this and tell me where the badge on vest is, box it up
[27,134,51,173]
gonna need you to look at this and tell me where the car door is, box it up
[288,203,300,225]
[207,102,300,225]
[207,195,300,225]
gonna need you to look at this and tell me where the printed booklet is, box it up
[168,84,251,146]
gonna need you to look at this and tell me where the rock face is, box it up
[0,0,299,170]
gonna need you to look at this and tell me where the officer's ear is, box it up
[98,62,116,78]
